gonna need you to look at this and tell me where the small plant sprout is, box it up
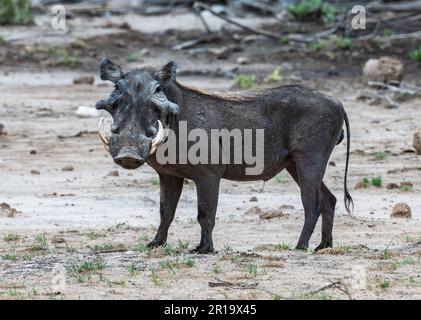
[69,259,106,273]
[265,68,281,83]
[177,239,190,251]
[212,265,222,274]
[151,269,160,286]
[222,244,234,255]
[127,52,140,63]
[371,176,383,187]
[276,242,291,251]
[86,230,102,240]
[163,243,175,256]
[382,28,394,37]
[379,279,390,289]
[4,233,20,242]
[410,46,421,63]
[247,263,258,277]
[310,41,326,52]
[233,74,257,90]
[128,263,140,275]
[331,36,351,50]
[2,254,18,261]
[400,184,413,192]
[151,177,160,186]
[373,151,387,161]
[132,242,151,254]
[183,257,195,268]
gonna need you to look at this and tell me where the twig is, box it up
[57,130,97,139]
[371,1,421,12]
[193,2,281,41]
[308,279,353,300]
[172,35,217,50]
[208,278,258,289]
[191,6,211,34]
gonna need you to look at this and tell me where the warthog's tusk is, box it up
[149,120,166,155]
[98,117,110,152]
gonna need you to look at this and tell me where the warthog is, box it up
[96,59,353,253]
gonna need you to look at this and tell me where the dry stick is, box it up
[371,0,421,12]
[309,279,353,300]
[193,2,349,44]
[192,6,212,34]
[208,278,258,289]
[209,278,284,299]
[193,2,281,41]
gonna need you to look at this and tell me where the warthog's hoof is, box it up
[295,243,309,251]
[190,245,214,254]
[147,239,165,248]
[315,241,333,251]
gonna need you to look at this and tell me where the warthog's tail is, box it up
[343,111,354,214]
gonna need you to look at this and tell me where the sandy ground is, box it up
[1,10,421,300]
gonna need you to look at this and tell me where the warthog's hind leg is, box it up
[315,183,336,250]
[286,158,327,250]
[148,174,184,248]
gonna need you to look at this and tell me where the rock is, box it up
[413,130,421,155]
[62,165,74,172]
[209,46,230,59]
[354,181,369,189]
[327,66,339,76]
[51,236,66,244]
[386,183,399,190]
[71,39,87,49]
[363,56,403,83]
[107,170,119,177]
[0,124,7,135]
[30,170,40,175]
[258,209,284,220]
[236,56,250,65]
[391,203,412,219]
[249,196,258,202]
[400,181,413,187]
[30,150,37,155]
[73,76,95,85]
[244,206,262,216]
[0,203,17,218]
[139,48,150,57]
[76,106,99,118]
[329,161,336,167]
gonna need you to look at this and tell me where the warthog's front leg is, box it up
[191,178,221,254]
[148,174,184,248]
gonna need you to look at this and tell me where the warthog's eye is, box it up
[154,85,162,94]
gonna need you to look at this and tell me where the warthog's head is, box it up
[95,59,179,169]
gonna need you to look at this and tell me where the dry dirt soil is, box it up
[0,11,421,300]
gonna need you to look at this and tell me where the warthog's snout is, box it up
[113,146,145,169]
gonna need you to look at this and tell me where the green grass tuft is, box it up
[410,46,421,62]
[233,74,257,90]
[0,0,31,25]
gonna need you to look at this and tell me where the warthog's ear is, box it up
[100,58,125,83]
[159,61,177,85]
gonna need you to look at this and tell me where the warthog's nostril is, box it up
[111,124,119,134]
[114,151,145,169]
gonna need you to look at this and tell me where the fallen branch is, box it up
[208,278,258,289]
[371,1,421,12]
[172,34,218,50]
[193,2,281,40]
[308,279,353,300]
[57,130,97,139]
